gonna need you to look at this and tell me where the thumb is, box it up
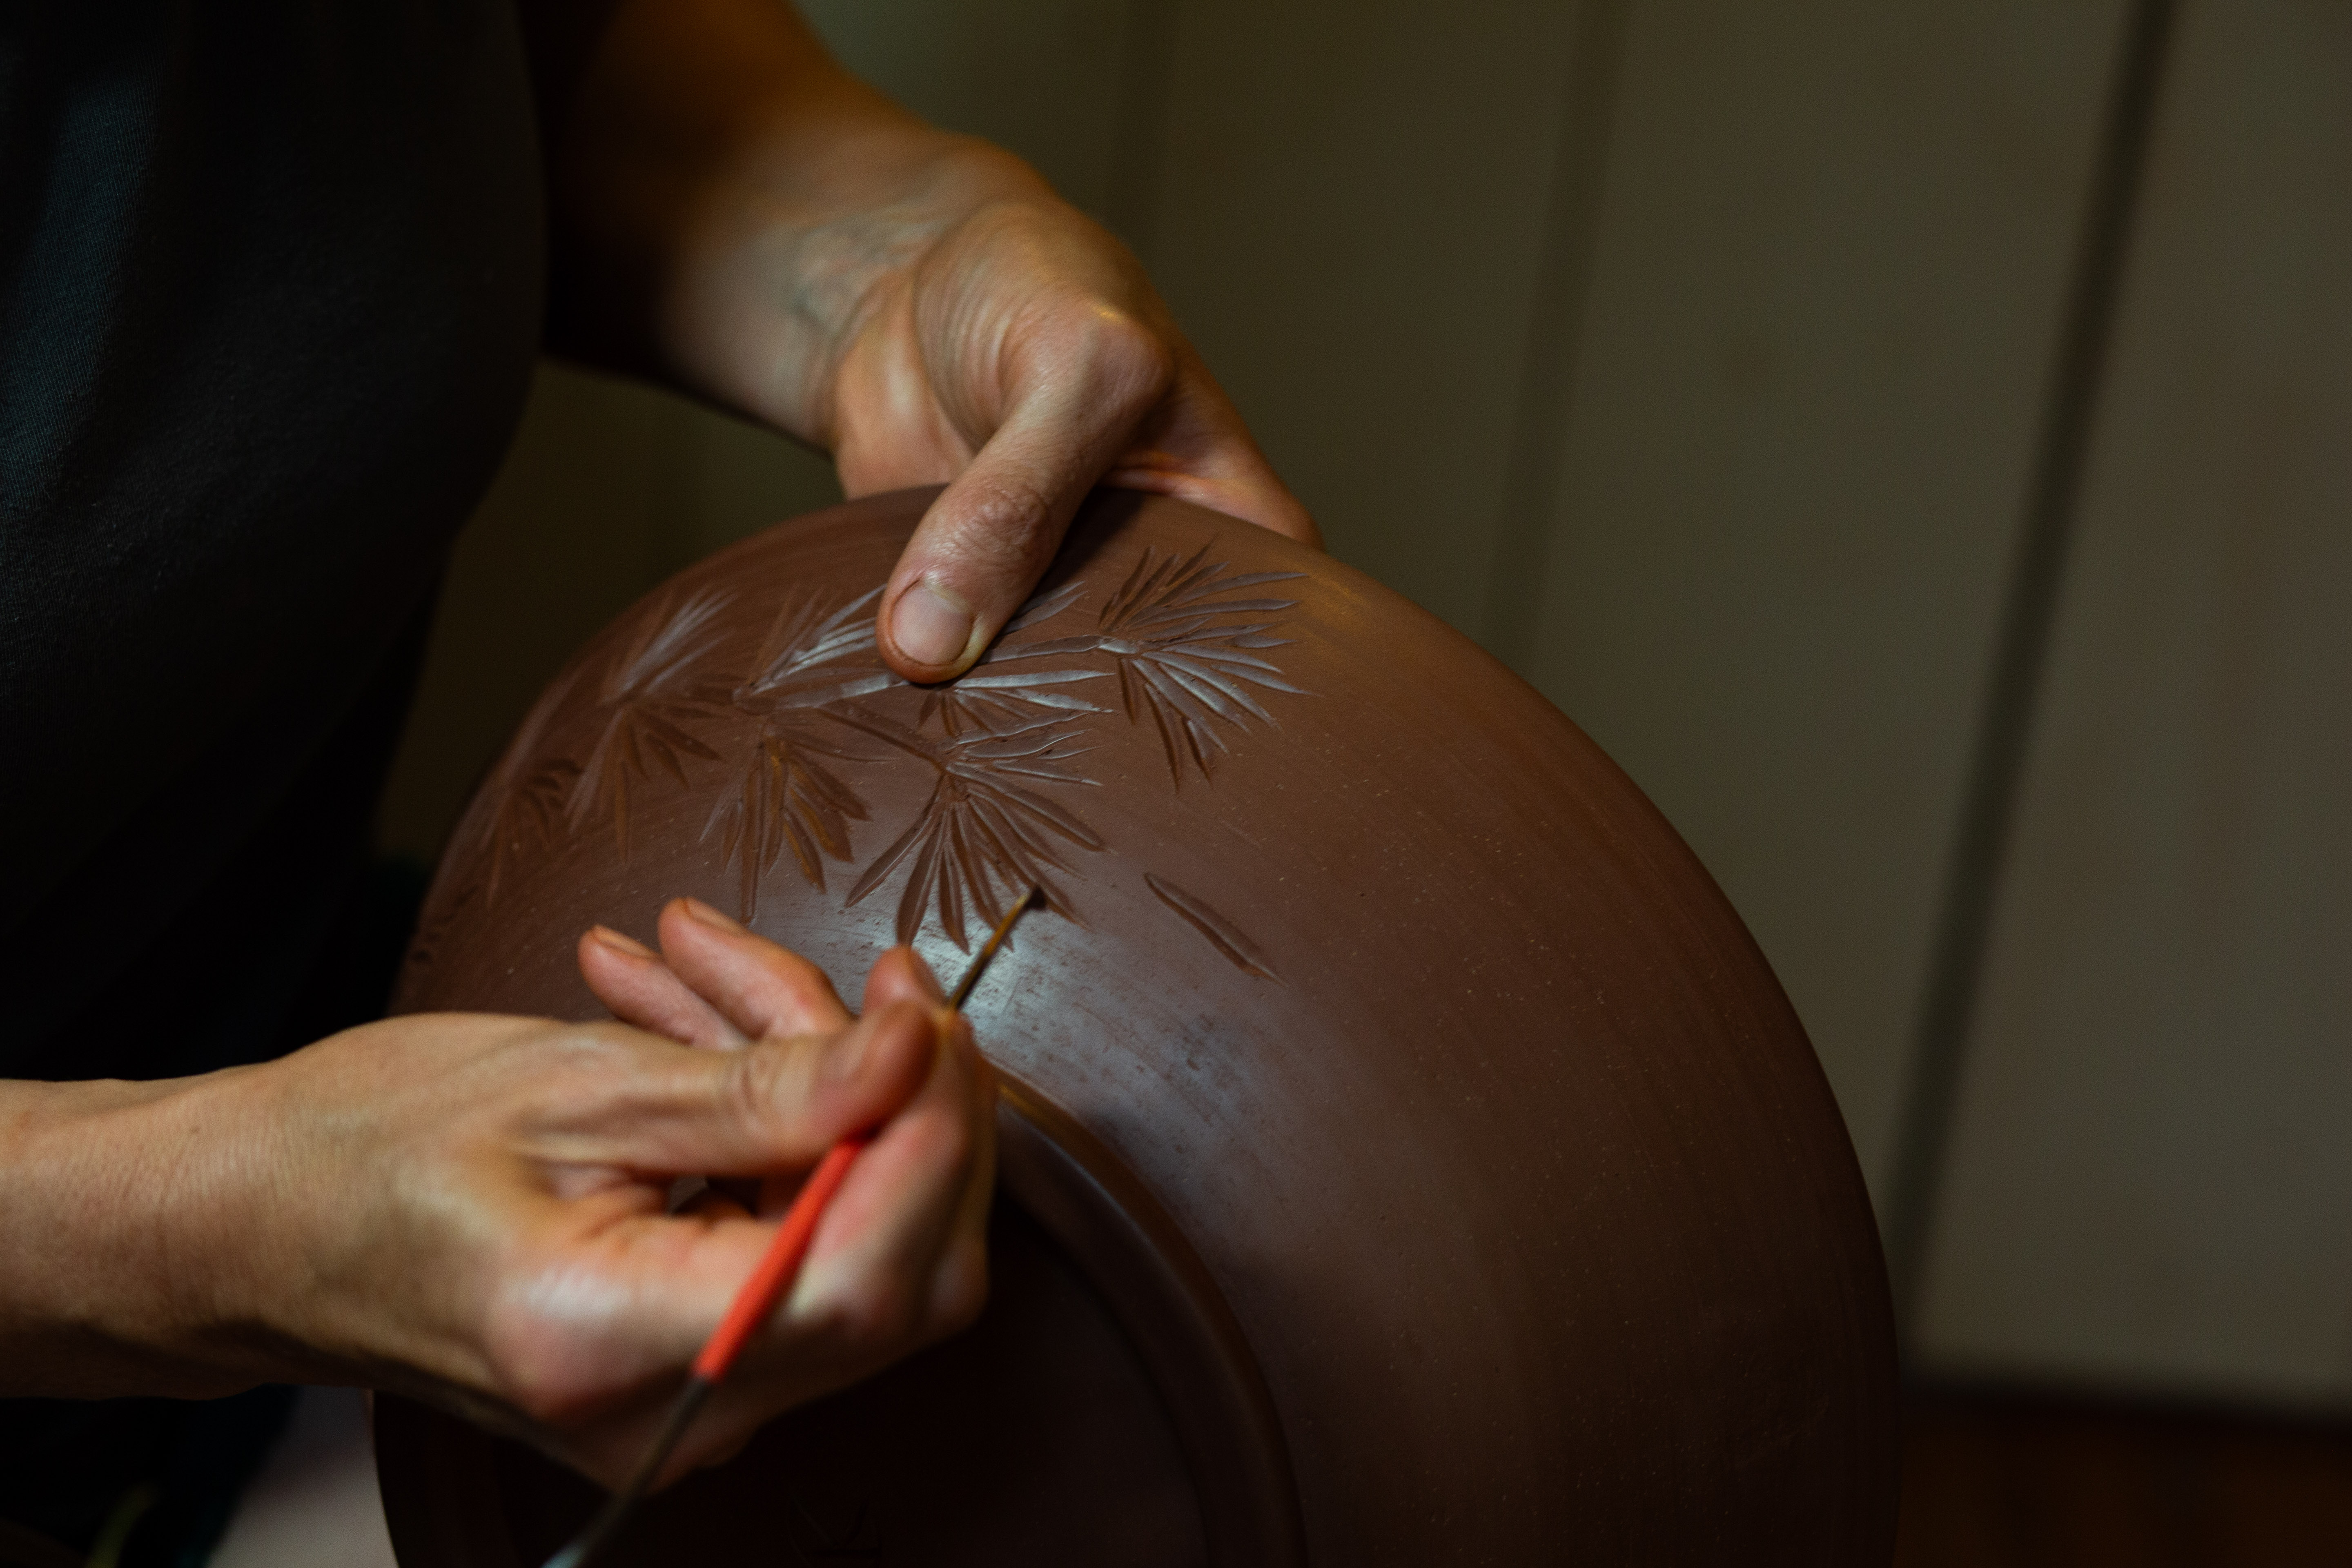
[878,323,1173,681]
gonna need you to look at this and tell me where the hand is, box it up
[812,167,1321,681]
[0,900,993,1488]
[537,0,1320,680]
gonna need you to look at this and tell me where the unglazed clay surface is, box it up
[377,488,1898,1566]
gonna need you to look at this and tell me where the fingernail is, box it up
[682,898,744,933]
[891,581,978,670]
[589,925,655,957]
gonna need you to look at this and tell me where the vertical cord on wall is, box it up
[1883,0,2180,1332]
[1481,0,1633,673]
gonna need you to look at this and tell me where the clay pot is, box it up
[375,487,1897,1565]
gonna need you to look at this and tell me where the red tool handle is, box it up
[691,1135,869,1383]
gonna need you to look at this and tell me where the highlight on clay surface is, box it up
[831,705,1105,950]
[916,579,1109,736]
[568,587,732,857]
[408,539,1318,963]
[1145,872,1283,984]
[697,588,892,913]
[983,544,1310,785]
[467,664,584,908]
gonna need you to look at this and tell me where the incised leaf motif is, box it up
[568,587,731,857]
[831,706,1104,950]
[696,588,893,915]
[425,538,1312,962]
[986,544,1308,784]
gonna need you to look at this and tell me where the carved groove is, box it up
[695,588,888,915]
[412,540,1314,959]
[1145,873,1283,984]
[567,587,731,858]
[833,707,1103,949]
[987,544,1309,786]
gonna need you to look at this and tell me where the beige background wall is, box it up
[378,0,2352,1409]
[1913,0,2352,1406]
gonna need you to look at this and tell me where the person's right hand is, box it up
[0,899,994,1488]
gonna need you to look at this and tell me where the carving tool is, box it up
[543,885,1044,1568]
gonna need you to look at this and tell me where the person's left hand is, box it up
[811,167,1321,681]
[541,0,1319,681]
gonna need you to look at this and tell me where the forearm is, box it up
[538,0,1047,430]
[524,0,1307,686]
[0,1071,290,1399]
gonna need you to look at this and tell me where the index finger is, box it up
[655,898,855,1040]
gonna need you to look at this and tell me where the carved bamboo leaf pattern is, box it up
[916,666,1109,736]
[727,587,888,706]
[917,578,1105,736]
[466,664,586,909]
[706,726,871,916]
[988,542,1309,784]
[1145,871,1283,984]
[700,588,894,915]
[410,666,585,976]
[833,708,1104,949]
[437,539,1314,952]
[568,587,731,856]
[1001,577,1087,634]
[488,757,581,899]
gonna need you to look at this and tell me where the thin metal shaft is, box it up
[540,887,1044,1568]
[950,884,1042,1010]
[540,1377,713,1568]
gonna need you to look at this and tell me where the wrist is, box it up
[542,0,1058,431]
[666,136,1056,435]
[0,1068,293,1398]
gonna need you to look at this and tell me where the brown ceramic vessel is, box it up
[375,487,1898,1565]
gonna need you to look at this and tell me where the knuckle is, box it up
[835,1276,922,1354]
[765,945,826,993]
[479,1278,614,1428]
[955,472,1053,537]
[541,1019,635,1069]
[938,477,1060,576]
[756,948,849,1033]
[720,1044,797,1145]
[931,1115,979,1189]
[933,1253,990,1338]
[1028,304,1173,416]
[524,1021,646,1104]
[1084,307,1174,386]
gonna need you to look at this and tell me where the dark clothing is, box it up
[0,0,544,1558]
